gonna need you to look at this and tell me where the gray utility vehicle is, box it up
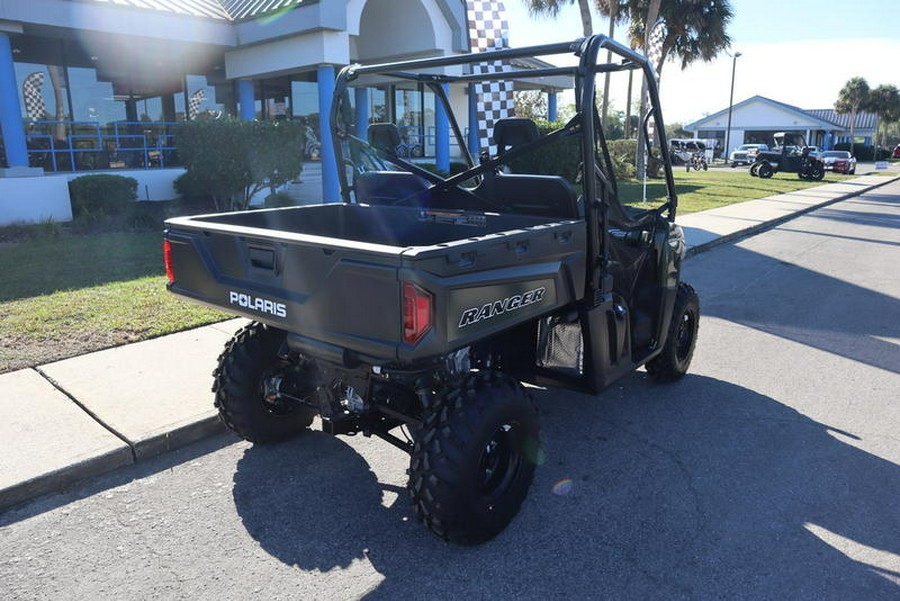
[164,36,699,545]
[750,132,825,181]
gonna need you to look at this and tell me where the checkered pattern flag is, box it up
[466,0,514,154]
[23,71,46,122]
[646,18,667,74]
[188,88,206,120]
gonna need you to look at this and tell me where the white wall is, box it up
[0,168,186,226]
[0,174,72,226]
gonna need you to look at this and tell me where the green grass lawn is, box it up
[0,231,228,373]
[620,168,855,214]
[0,168,869,373]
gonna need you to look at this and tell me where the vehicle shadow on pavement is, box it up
[231,374,900,599]
[685,194,900,375]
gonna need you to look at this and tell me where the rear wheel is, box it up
[213,322,318,443]
[646,283,700,383]
[408,372,542,545]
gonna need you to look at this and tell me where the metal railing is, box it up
[23,120,180,172]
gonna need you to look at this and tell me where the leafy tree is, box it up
[835,77,870,157]
[175,119,306,211]
[524,0,593,37]
[514,91,549,121]
[865,84,900,148]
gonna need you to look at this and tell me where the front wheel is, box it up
[750,163,760,177]
[213,322,318,443]
[408,372,542,545]
[646,283,700,383]
[757,162,774,178]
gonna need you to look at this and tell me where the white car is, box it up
[730,144,768,166]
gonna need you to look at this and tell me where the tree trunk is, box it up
[47,65,67,142]
[635,0,662,178]
[601,7,616,124]
[577,0,593,37]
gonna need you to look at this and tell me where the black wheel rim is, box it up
[675,309,696,362]
[477,423,522,502]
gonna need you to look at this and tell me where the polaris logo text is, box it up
[229,291,287,318]
[458,287,546,328]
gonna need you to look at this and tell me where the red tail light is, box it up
[163,239,175,284]
[403,282,433,344]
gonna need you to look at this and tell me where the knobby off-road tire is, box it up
[646,283,700,383]
[757,162,774,178]
[408,372,542,545]
[213,322,317,443]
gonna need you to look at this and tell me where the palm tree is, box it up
[595,1,629,123]
[524,0,593,37]
[620,0,732,78]
[865,84,900,150]
[835,77,871,157]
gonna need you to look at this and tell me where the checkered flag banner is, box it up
[466,0,515,153]
[646,18,667,74]
[188,88,206,120]
[23,71,46,122]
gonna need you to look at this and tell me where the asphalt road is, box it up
[2,181,899,600]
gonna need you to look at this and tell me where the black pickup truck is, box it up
[164,36,699,545]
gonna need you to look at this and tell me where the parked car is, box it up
[820,150,857,174]
[892,143,900,159]
[729,144,768,167]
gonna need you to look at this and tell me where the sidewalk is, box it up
[2,168,899,511]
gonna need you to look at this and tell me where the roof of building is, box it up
[805,108,879,130]
[686,94,879,133]
[84,0,307,22]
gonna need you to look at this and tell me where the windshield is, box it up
[822,151,850,158]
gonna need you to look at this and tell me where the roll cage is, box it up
[329,35,677,305]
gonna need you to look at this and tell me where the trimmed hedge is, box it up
[833,143,892,161]
[68,174,138,220]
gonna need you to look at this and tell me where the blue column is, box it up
[547,92,558,122]
[864,136,871,145]
[237,79,255,120]
[0,33,28,168]
[467,84,479,157]
[354,87,369,139]
[435,84,450,173]
[317,65,339,203]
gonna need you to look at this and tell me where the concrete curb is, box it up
[683,174,900,258]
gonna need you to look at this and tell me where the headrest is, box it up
[493,118,540,154]
[367,123,401,155]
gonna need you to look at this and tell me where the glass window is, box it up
[185,74,226,120]
[67,66,126,125]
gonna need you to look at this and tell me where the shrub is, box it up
[833,143,892,161]
[264,191,295,208]
[175,118,306,211]
[68,174,138,220]
[505,121,645,183]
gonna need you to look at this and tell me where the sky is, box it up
[502,0,900,125]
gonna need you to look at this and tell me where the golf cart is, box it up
[750,132,824,180]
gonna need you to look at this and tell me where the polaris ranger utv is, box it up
[164,36,699,545]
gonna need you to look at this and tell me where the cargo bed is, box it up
[165,203,587,364]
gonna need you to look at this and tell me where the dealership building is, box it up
[0,0,565,225]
